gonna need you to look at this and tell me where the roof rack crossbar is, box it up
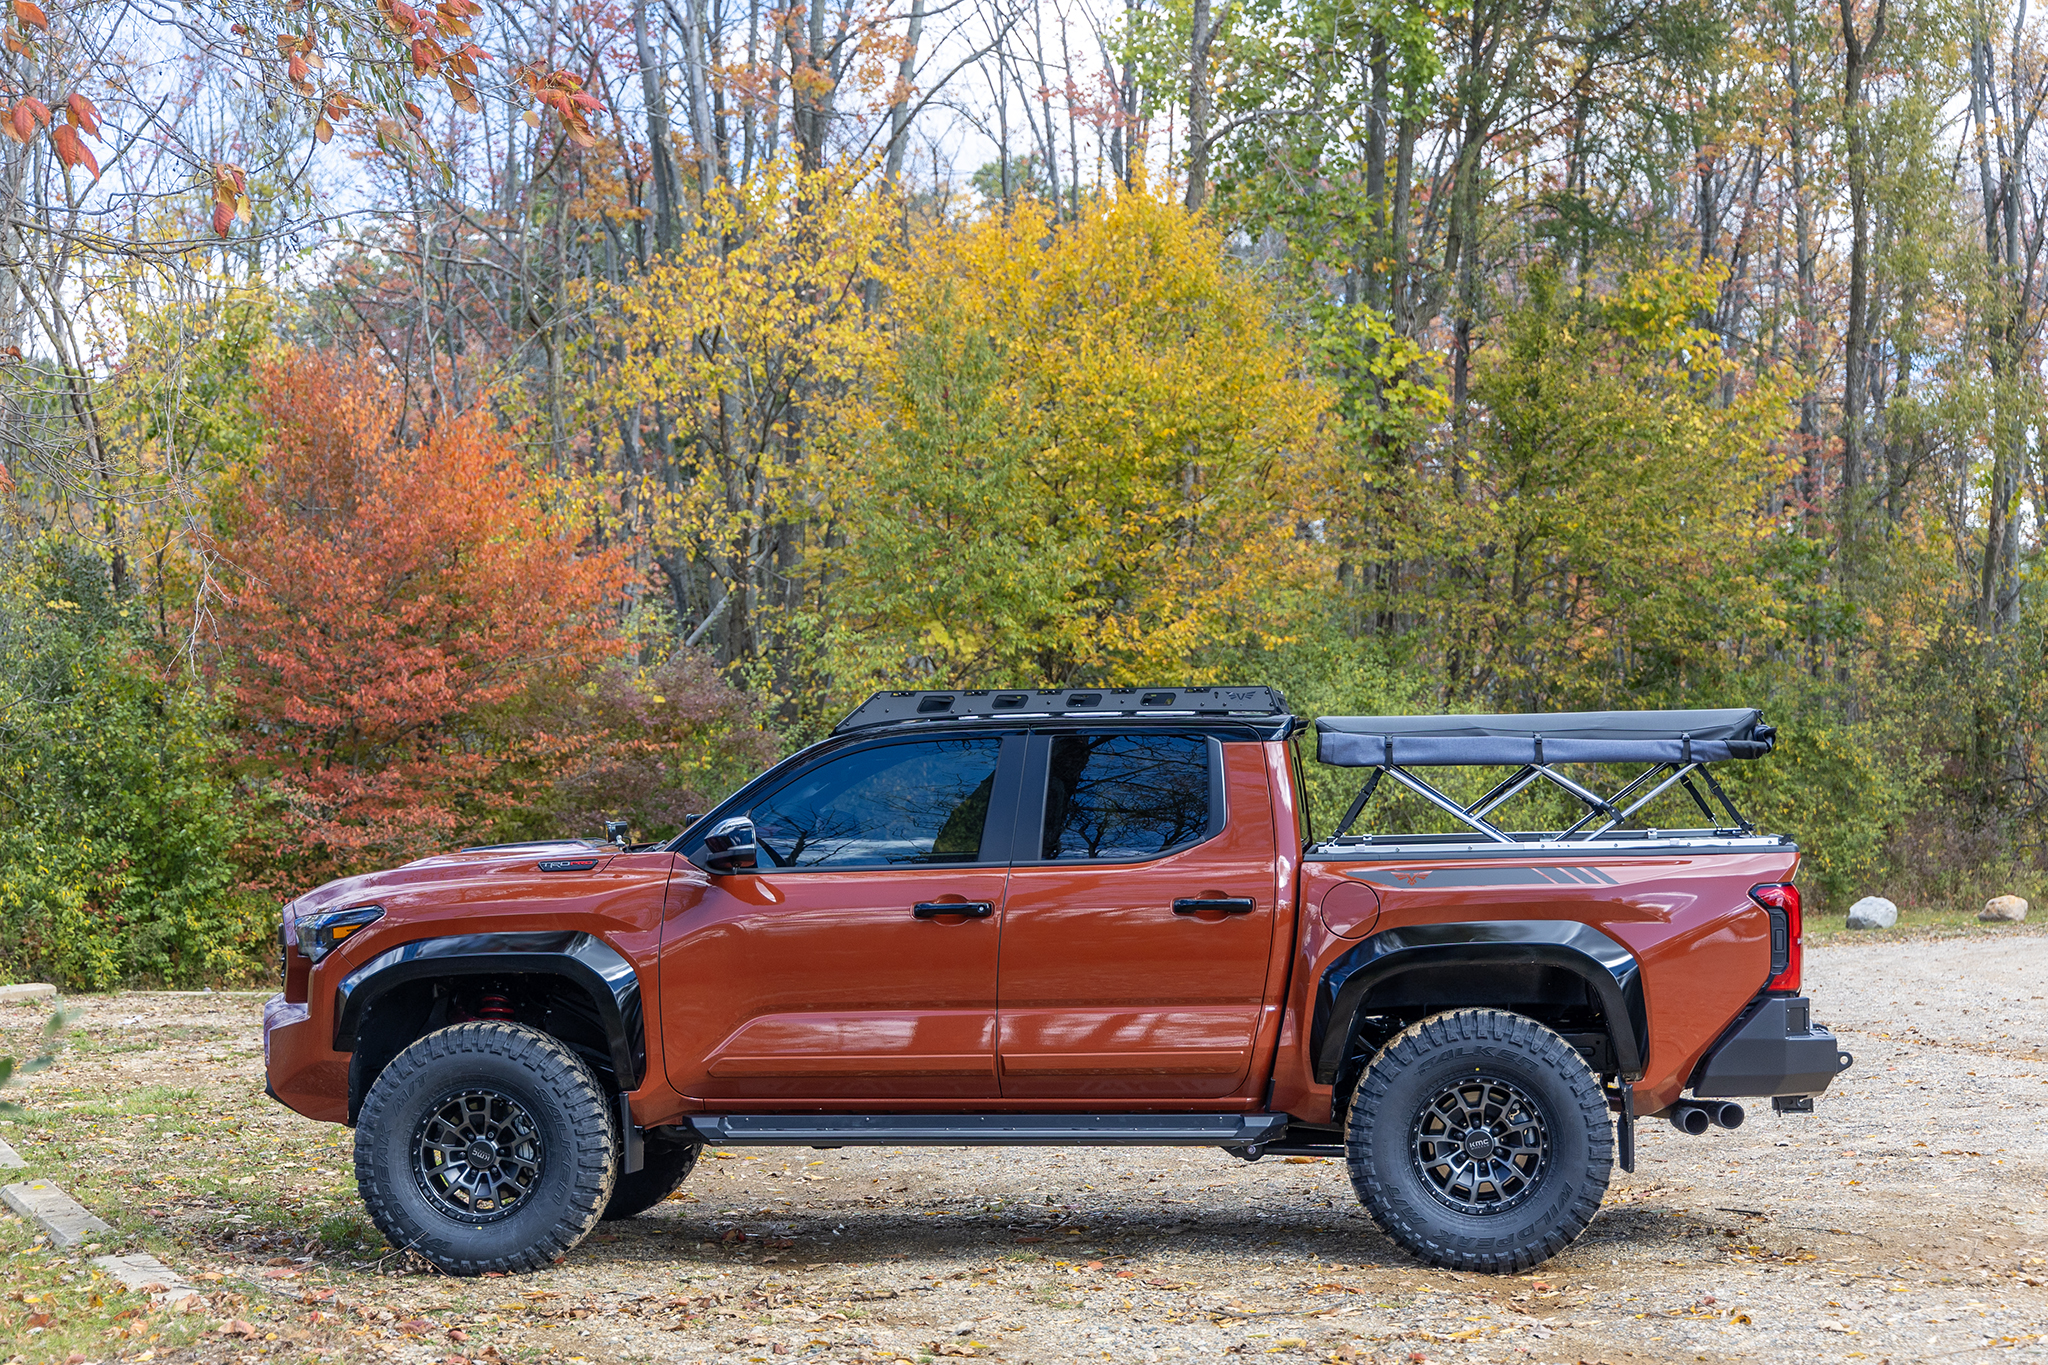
[832,686,1291,734]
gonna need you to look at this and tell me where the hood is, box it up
[287,840,619,920]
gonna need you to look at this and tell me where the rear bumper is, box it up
[1692,995,1852,1098]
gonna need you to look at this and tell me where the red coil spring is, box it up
[477,993,514,1020]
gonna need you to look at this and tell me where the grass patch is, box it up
[0,1213,209,1365]
[1807,906,2045,941]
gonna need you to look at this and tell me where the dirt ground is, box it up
[2,926,2045,1365]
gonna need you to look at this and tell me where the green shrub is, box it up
[0,544,270,990]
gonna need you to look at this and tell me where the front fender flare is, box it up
[333,931,644,1089]
[1310,920,1645,1085]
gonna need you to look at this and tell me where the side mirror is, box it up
[701,816,758,875]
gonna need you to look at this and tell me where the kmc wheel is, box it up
[355,1022,616,1275]
[1344,1009,1613,1272]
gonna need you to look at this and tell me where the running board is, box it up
[671,1113,1291,1149]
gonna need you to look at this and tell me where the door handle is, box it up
[1173,897,1257,915]
[913,901,995,919]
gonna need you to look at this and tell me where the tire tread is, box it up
[1345,1008,1612,1273]
[355,1021,616,1275]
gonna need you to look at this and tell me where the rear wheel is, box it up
[602,1139,701,1220]
[1344,1009,1612,1272]
[355,1022,616,1275]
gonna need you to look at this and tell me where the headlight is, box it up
[296,905,384,963]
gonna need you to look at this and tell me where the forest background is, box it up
[0,0,2035,987]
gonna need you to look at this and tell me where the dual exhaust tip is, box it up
[1668,1100,1744,1135]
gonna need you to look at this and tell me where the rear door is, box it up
[660,731,1023,1101]
[995,728,1282,1099]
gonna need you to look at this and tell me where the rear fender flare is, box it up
[1310,920,1645,1085]
[333,931,644,1090]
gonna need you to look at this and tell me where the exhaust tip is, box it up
[1670,1104,1711,1136]
[1712,1102,1745,1130]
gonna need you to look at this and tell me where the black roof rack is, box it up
[832,686,1293,734]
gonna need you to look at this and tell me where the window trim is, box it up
[695,732,1024,873]
[1008,728,1228,868]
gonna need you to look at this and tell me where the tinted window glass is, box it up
[751,738,1002,868]
[1042,732,1212,860]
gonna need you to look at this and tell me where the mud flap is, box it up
[1616,1082,1635,1174]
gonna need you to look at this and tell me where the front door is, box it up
[660,732,1023,1102]
[996,730,1282,1100]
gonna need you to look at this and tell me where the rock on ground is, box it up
[1846,895,1898,929]
[1980,894,2029,922]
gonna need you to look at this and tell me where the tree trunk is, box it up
[1838,0,1886,552]
[633,0,678,254]
[1184,0,1215,210]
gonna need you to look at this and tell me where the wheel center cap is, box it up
[465,1140,499,1169]
[1461,1131,1496,1159]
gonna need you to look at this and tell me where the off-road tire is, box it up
[355,1022,616,1275]
[1344,1009,1612,1273]
[602,1139,701,1221]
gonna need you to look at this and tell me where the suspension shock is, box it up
[476,993,514,1021]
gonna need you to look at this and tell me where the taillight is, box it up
[1750,883,1802,993]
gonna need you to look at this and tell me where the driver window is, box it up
[750,737,1003,868]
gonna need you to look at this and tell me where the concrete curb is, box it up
[0,1134,26,1168]
[92,1251,204,1309]
[3,1176,204,1310]
[2,1177,114,1248]
[0,983,57,1004]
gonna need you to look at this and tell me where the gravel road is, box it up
[3,929,2045,1365]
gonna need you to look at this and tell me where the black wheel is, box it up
[1344,1009,1612,1273]
[602,1138,701,1221]
[355,1022,616,1275]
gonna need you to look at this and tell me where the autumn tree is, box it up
[217,349,629,886]
[831,187,1332,692]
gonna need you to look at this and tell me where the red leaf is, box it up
[64,92,99,135]
[17,95,49,127]
[211,201,234,235]
[7,102,33,143]
[12,0,48,31]
[569,90,602,112]
[50,122,98,177]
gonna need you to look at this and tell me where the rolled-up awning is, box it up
[1314,708,1773,767]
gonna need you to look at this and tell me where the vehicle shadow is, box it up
[589,1201,1410,1268]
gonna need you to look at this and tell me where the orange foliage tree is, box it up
[218,350,628,887]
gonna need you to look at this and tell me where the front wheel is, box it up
[1344,1009,1613,1273]
[355,1022,617,1275]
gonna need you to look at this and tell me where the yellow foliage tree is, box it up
[833,187,1333,691]
[589,158,896,701]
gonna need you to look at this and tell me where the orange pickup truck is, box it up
[263,687,1850,1276]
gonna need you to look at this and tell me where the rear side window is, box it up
[1041,732,1213,860]
[750,738,1003,867]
